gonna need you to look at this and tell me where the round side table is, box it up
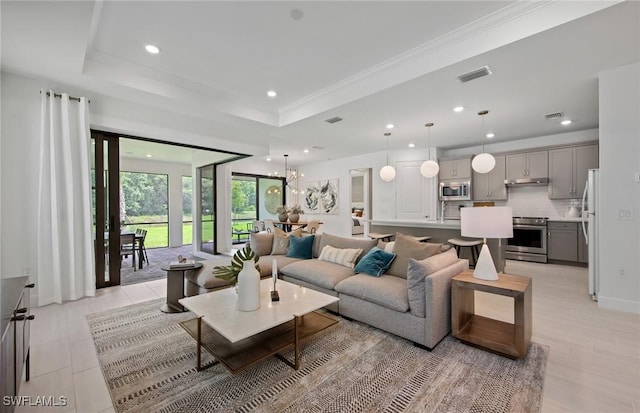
[160,262,203,313]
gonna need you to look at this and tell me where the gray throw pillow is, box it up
[406,258,428,317]
[250,233,274,257]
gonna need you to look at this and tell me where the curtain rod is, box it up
[43,91,90,104]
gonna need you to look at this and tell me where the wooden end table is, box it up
[451,270,532,359]
[160,262,203,313]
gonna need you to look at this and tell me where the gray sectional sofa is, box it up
[186,232,468,350]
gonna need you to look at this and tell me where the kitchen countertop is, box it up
[369,219,462,229]
[547,217,583,222]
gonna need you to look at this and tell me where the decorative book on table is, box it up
[169,260,196,268]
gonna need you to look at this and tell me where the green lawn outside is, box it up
[121,214,254,248]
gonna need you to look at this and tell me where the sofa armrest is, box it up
[423,258,469,348]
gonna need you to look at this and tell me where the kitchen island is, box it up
[369,219,506,273]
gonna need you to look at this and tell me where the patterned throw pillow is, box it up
[318,245,363,269]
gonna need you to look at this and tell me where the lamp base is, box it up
[473,244,499,281]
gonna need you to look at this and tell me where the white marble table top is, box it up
[178,279,338,343]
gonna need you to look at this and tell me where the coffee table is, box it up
[178,279,339,374]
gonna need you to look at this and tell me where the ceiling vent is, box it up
[324,116,343,124]
[544,111,564,120]
[312,145,325,150]
[457,66,492,83]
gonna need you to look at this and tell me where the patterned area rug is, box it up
[87,299,548,413]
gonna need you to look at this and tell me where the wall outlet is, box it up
[635,172,640,183]
[618,268,627,278]
[618,209,633,220]
[23,266,31,276]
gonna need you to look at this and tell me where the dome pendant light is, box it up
[420,122,439,178]
[471,110,496,173]
[379,132,396,182]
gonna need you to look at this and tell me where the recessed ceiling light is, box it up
[386,124,394,129]
[303,149,309,153]
[267,90,277,98]
[561,119,572,126]
[145,44,160,54]
[146,154,152,158]
[408,143,415,148]
[486,133,495,138]
[454,106,464,112]
[266,157,271,162]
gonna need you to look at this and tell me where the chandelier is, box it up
[283,154,298,193]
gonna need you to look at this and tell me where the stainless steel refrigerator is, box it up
[581,169,599,301]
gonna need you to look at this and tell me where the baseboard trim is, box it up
[598,295,640,314]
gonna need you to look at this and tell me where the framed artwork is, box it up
[320,178,339,214]
[303,181,320,213]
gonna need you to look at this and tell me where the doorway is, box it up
[350,168,372,236]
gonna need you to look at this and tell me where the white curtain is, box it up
[37,90,95,305]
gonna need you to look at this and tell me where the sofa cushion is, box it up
[318,233,376,262]
[335,274,409,313]
[287,234,315,259]
[280,259,355,290]
[256,255,302,277]
[318,245,362,268]
[250,232,274,257]
[354,247,396,277]
[271,228,302,255]
[387,233,443,279]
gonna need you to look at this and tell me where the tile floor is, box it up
[14,261,640,413]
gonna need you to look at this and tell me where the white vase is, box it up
[237,260,261,311]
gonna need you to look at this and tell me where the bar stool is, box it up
[408,235,432,243]
[368,232,394,242]
[448,238,483,268]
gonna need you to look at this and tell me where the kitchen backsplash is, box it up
[443,186,581,219]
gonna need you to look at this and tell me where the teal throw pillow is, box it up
[354,246,396,277]
[287,235,315,259]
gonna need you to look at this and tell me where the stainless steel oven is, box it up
[505,217,548,263]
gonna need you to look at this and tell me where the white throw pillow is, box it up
[318,245,363,268]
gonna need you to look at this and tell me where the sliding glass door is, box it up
[91,131,121,288]
[199,164,215,254]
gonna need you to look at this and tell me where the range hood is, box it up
[504,178,549,186]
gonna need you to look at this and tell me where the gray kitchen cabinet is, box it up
[578,222,588,263]
[549,144,598,199]
[547,222,578,262]
[439,158,471,180]
[506,150,548,180]
[473,155,506,200]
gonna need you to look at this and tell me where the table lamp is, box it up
[460,206,513,280]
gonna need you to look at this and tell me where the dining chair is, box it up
[263,220,276,233]
[120,233,136,271]
[303,220,321,234]
[252,220,264,233]
[139,229,149,266]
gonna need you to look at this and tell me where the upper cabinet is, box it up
[473,155,507,201]
[439,158,471,180]
[506,150,548,180]
[548,144,598,199]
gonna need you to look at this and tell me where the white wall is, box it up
[598,62,640,314]
[119,157,191,247]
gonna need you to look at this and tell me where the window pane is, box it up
[182,176,193,245]
[120,171,169,247]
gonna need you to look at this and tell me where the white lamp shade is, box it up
[471,153,496,173]
[420,160,440,178]
[461,206,513,239]
[380,165,396,182]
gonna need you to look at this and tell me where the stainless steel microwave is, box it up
[439,180,471,201]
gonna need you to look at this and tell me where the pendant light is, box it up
[420,122,439,178]
[471,110,496,173]
[283,154,298,193]
[379,132,396,182]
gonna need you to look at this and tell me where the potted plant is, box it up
[289,205,304,223]
[276,205,289,222]
[212,245,259,286]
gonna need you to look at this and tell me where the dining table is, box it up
[273,221,321,232]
